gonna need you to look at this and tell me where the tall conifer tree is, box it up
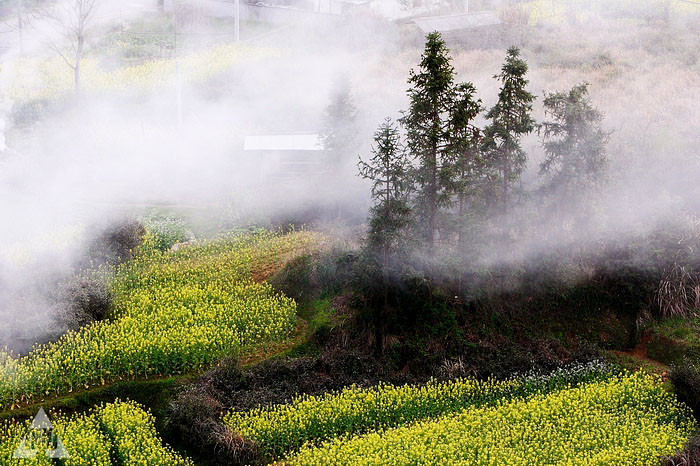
[358,118,411,356]
[539,83,609,196]
[483,47,535,214]
[400,32,456,254]
[447,82,483,249]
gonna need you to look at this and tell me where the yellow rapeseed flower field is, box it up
[0,400,192,464]
[0,230,317,410]
[287,372,695,465]
[3,43,278,103]
[224,361,612,460]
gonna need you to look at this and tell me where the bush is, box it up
[84,218,146,266]
[662,431,700,465]
[167,383,261,466]
[268,255,314,307]
[57,276,113,330]
[670,358,700,419]
[142,210,192,252]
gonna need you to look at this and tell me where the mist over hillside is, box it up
[0,0,698,350]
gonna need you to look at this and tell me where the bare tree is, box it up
[40,0,100,95]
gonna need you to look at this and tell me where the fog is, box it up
[1,0,699,352]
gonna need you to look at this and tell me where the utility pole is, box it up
[235,0,240,42]
[174,32,183,129]
[551,0,555,16]
[176,61,183,129]
[17,0,23,55]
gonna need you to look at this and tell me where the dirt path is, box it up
[610,332,669,377]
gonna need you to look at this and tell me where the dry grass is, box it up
[656,263,700,319]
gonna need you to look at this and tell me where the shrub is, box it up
[167,383,262,466]
[662,431,700,466]
[656,263,700,319]
[670,358,700,419]
[83,218,146,266]
[142,210,192,252]
[57,276,112,330]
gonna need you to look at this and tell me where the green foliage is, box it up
[400,32,457,249]
[358,118,412,257]
[483,47,536,212]
[358,118,413,355]
[539,82,609,197]
[308,298,336,342]
[669,358,700,418]
[446,82,484,248]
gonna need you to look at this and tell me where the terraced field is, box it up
[3,43,278,103]
[0,230,317,411]
[0,400,191,465]
[224,368,695,465]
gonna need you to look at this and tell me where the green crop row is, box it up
[0,400,191,465]
[3,43,278,103]
[288,372,695,465]
[224,361,615,459]
[0,231,317,410]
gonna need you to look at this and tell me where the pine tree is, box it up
[320,76,360,219]
[358,118,411,356]
[447,82,483,249]
[539,83,609,197]
[400,32,456,254]
[320,76,359,170]
[483,47,535,214]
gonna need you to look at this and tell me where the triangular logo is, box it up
[12,407,70,459]
[31,407,53,430]
[47,436,70,459]
[12,438,37,459]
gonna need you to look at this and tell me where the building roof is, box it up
[243,133,323,151]
[413,11,502,34]
[335,0,371,4]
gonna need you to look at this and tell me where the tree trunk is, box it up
[74,62,81,95]
[375,243,388,357]
[429,148,436,251]
[502,148,508,215]
[75,36,84,96]
[17,0,23,55]
[427,126,438,254]
[457,162,466,250]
